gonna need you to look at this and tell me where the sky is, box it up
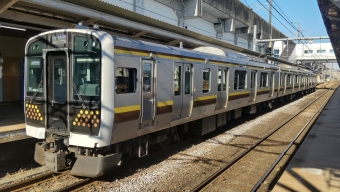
[239,0,328,38]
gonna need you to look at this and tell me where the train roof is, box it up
[112,35,280,70]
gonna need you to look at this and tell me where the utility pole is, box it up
[268,0,273,50]
[297,21,300,44]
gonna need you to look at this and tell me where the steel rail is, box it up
[0,171,67,192]
[251,86,337,191]
[191,89,331,192]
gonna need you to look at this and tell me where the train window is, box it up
[295,75,299,83]
[260,72,268,87]
[287,74,292,85]
[115,68,137,94]
[27,58,43,97]
[203,68,210,93]
[174,66,181,95]
[223,69,227,91]
[234,70,247,90]
[53,58,67,104]
[250,71,254,88]
[73,57,101,99]
[184,66,191,94]
[218,69,222,91]
[280,74,283,85]
[143,63,152,93]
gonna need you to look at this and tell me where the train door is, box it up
[172,63,193,121]
[141,60,155,128]
[249,70,257,102]
[216,67,229,109]
[45,50,69,132]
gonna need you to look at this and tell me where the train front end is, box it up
[25,29,119,177]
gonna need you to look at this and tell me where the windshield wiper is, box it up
[30,69,43,104]
[72,82,87,109]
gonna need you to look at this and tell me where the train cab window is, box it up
[115,68,137,94]
[27,58,43,97]
[203,68,210,93]
[260,72,268,87]
[174,66,181,95]
[234,70,247,90]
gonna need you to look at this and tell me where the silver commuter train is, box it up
[25,29,317,177]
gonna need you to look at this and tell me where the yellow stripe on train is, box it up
[157,100,173,107]
[114,105,140,114]
[194,95,217,101]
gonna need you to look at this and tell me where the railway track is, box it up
[192,84,338,192]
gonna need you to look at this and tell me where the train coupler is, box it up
[44,151,67,172]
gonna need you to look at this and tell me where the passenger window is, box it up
[295,75,298,83]
[234,70,247,90]
[260,72,268,87]
[53,58,66,104]
[218,69,222,91]
[203,68,210,93]
[143,63,152,92]
[223,69,227,91]
[174,66,181,95]
[115,68,137,94]
[280,74,283,85]
[184,66,191,95]
[287,74,291,85]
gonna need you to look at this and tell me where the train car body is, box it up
[25,29,317,177]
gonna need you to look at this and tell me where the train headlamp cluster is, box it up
[73,110,100,128]
[25,104,43,121]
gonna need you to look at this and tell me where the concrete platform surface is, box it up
[273,88,340,192]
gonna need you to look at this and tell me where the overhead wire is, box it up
[270,0,323,61]
[257,0,322,61]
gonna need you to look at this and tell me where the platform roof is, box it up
[318,0,340,67]
[3,0,293,64]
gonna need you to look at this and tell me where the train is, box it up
[25,29,317,177]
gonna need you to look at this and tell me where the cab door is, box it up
[249,70,257,102]
[216,67,229,109]
[172,63,193,121]
[45,50,69,133]
[141,60,155,128]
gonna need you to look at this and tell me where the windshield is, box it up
[26,58,43,97]
[72,35,101,102]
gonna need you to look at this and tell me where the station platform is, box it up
[273,87,340,191]
[0,102,27,143]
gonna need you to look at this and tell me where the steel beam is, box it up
[131,31,147,38]
[82,18,97,26]
[168,39,182,46]
[0,0,18,15]
[0,10,71,29]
